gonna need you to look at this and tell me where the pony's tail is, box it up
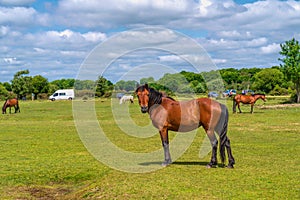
[218,104,229,164]
[16,101,20,113]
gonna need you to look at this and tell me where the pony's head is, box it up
[135,84,150,113]
[2,100,8,114]
[258,94,266,102]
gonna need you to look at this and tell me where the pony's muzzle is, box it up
[141,106,148,113]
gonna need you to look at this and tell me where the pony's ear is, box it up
[144,83,148,90]
[135,83,140,93]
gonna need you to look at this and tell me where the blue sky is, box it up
[0,0,299,83]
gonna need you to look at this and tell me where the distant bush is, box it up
[269,85,289,96]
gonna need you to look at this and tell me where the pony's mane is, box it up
[251,93,265,96]
[166,96,176,101]
[148,88,163,105]
[136,85,175,107]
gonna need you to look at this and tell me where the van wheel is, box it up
[51,98,55,101]
[68,97,73,100]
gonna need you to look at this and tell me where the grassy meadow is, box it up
[0,96,299,199]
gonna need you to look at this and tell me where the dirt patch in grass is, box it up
[6,186,72,200]
[259,103,300,109]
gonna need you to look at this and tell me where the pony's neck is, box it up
[255,94,263,99]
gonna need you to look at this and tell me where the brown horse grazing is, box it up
[233,94,266,114]
[2,98,20,114]
[135,84,235,168]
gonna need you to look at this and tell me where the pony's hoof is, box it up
[206,164,217,168]
[227,165,234,169]
[161,160,172,167]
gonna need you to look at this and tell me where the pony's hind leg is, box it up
[16,105,20,113]
[250,104,254,113]
[224,137,235,168]
[237,103,242,113]
[206,129,218,168]
[233,100,237,113]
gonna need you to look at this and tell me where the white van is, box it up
[49,89,74,101]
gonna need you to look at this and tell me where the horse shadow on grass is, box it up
[173,161,226,168]
[139,161,225,167]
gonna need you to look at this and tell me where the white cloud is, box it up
[0,6,49,27]
[246,37,267,47]
[56,0,193,28]
[212,58,227,64]
[83,32,107,42]
[0,25,9,36]
[0,6,35,25]
[3,57,17,64]
[261,43,281,54]
[24,29,107,48]
[196,0,246,18]
[3,57,23,65]
[158,55,182,62]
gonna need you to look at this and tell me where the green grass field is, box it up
[0,97,299,199]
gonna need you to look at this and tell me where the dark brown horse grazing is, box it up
[233,94,266,114]
[135,84,235,168]
[2,98,20,114]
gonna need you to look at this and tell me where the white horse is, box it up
[119,95,134,104]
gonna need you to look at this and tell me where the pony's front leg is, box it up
[159,128,172,166]
[250,104,254,113]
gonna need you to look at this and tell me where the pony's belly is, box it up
[169,123,200,132]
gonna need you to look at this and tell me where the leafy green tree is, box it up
[2,82,12,91]
[114,80,126,91]
[180,71,204,83]
[148,82,174,96]
[74,80,95,90]
[32,75,49,99]
[50,79,75,89]
[114,80,138,92]
[157,73,190,93]
[189,80,206,93]
[11,70,32,99]
[140,77,155,85]
[124,80,138,92]
[0,83,9,100]
[95,76,113,97]
[279,38,300,103]
[219,68,239,85]
[252,68,284,93]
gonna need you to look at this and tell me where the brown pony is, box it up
[2,98,20,114]
[135,84,235,168]
[233,94,266,114]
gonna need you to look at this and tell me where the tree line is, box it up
[0,70,113,100]
[0,38,299,102]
